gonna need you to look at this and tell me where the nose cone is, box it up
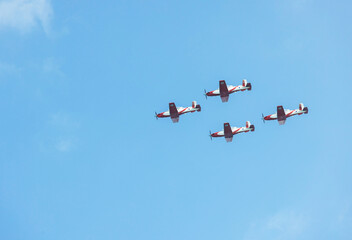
[264,115,271,120]
[211,132,219,137]
[157,113,163,118]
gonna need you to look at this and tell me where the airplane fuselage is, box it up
[206,80,251,102]
[264,105,308,125]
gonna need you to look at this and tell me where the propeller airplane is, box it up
[209,121,255,142]
[204,79,252,102]
[262,103,308,125]
[155,101,201,123]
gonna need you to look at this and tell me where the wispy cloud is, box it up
[0,0,53,34]
[42,57,64,77]
[0,61,21,77]
[266,210,309,239]
[49,112,80,153]
[55,138,74,152]
[244,210,310,240]
[50,112,80,129]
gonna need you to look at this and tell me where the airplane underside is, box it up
[277,106,286,125]
[221,96,229,102]
[171,117,179,123]
[278,120,286,125]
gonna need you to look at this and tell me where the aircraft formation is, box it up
[155,79,308,142]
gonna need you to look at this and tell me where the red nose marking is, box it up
[264,115,271,120]
[206,91,215,96]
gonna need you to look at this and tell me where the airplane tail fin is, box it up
[192,101,197,108]
[242,79,247,86]
[299,103,308,114]
[299,103,304,110]
[243,79,252,90]
[192,101,201,112]
[246,121,255,131]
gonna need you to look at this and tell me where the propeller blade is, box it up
[261,113,265,123]
[155,112,159,120]
[204,89,208,100]
[209,130,213,141]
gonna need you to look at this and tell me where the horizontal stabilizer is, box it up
[303,107,308,114]
[250,125,255,131]
[196,104,201,112]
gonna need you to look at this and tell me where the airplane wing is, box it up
[219,81,229,102]
[171,117,179,123]
[219,80,229,95]
[223,123,233,139]
[277,105,286,125]
[169,102,179,118]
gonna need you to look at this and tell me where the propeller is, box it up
[204,89,208,100]
[155,112,159,120]
[209,130,213,141]
[261,113,265,123]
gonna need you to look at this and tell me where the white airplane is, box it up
[210,121,255,142]
[262,103,308,125]
[205,79,252,102]
[155,101,201,123]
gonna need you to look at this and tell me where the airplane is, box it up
[262,103,308,125]
[209,121,255,142]
[155,101,201,123]
[204,79,252,102]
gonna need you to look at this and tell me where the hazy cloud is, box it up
[0,61,21,77]
[47,112,80,153]
[266,211,309,238]
[42,57,64,77]
[55,138,73,152]
[50,112,80,129]
[244,210,310,240]
[0,0,53,34]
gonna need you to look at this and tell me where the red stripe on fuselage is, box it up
[232,127,242,135]
[178,107,188,114]
[229,86,238,93]
[286,110,295,117]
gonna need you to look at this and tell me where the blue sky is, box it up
[0,0,352,239]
